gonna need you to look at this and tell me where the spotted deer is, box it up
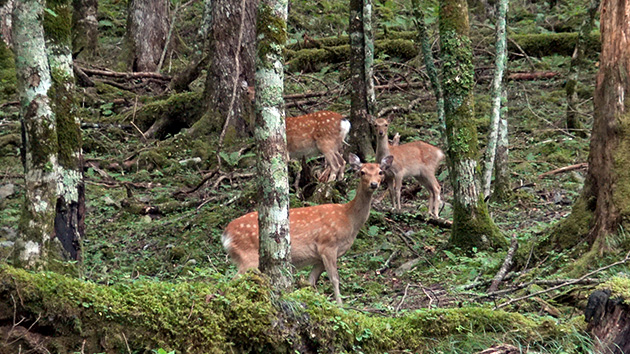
[374,115,444,217]
[221,153,393,304]
[286,111,351,182]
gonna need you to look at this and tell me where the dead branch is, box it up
[488,234,519,293]
[77,66,172,80]
[495,251,630,310]
[538,163,588,179]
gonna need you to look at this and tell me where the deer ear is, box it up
[348,153,362,171]
[386,113,395,123]
[380,155,394,170]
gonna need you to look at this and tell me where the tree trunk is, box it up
[492,90,510,201]
[188,0,257,143]
[12,0,58,269]
[481,0,508,199]
[124,0,169,72]
[45,0,84,266]
[585,289,630,354]
[0,0,13,46]
[565,0,599,136]
[439,0,505,251]
[348,0,375,161]
[411,0,445,137]
[71,0,98,58]
[550,0,630,252]
[255,0,292,290]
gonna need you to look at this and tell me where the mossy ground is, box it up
[1,0,628,352]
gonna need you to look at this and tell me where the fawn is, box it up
[374,115,444,217]
[221,153,393,304]
[286,111,351,182]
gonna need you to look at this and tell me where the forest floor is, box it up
[0,0,624,352]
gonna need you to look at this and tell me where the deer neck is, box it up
[375,134,391,161]
[345,183,376,232]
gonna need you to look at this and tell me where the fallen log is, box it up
[585,279,630,354]
[538,163,588,179]
[77,66,172,80]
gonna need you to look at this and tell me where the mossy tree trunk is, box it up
[254,0,292,290]
[12,0,59,269]
[188,0,257,145]
[71,0,97,58]
[565,0,599,136]
[439,0,505,251]
[551,0,630,253]
[44,0,84,266]
[411,0,445,137]
[123,0,168,72]
[348,0,375,161]
[481,0,508,199]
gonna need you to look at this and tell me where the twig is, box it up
[395,283,411,313]
[488,234,519,293]
[419,282,435,308]
[122,332,132,354]
[187,300,195,320]
[495,251,630,309]
[538,163,588,179]
[78,66,171,80]
[507,36,536,70]
[377,249,399,274]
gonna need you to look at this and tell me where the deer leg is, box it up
[308,263,325,287]
[321,151,341,182]
[417,173,442,217]
[394,174,404,210]
[321,251,342,304]
[333,152,346,181]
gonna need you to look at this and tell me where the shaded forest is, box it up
[0,0,630,352]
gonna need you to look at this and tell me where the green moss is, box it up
[450,195,507,250]
[125,91,204,134]
[547,190,594,249]
[49,68,81,168]
[43,0,72,46]
[598,277,630,302]
[0,40,16,100]
[256,3,288,64]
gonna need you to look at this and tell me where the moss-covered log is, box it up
[585,277,630,354]
[284,32,601,73]
[0,265,590,353]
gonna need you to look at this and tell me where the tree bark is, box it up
[124,0,169,72]
[411,0,445,137]
[0,0,13,46]
[482,0,508,199]
[565,0,599,136]
[585,289,630,354]
[255,0,292,290]
[188,0,257,142]
[71,0,98,58]
[45,0,84,266]
[492,92,510,201]
[348,0,375,160]
[440,0,505,250]
[550,0,630,252]
[12,0,58,269]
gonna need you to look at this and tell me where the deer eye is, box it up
[379,171,384,175]
[360,171,366,176]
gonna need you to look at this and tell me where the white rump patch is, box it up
[221,232,232,251]
[340,120,351,141]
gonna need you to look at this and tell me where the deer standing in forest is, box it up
[286,110,351,182]
[373,115,444,217]
[221,154,393,304]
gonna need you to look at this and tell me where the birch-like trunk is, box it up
[481,0,508,198]
[565,0,599,136]
[0,0,13,46]
[45,0,84,265]
[492,88,510,201]
[12,0,58,269]
[255,0,292,290]
[348,0,375,160]
[411,0,445,138]
[440,0,505,251]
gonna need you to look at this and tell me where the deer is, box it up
[221,153,394,304]
[373,115,444,217]
[286,110,351,182]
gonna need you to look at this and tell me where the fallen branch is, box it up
[495,251,630,310]
[538,163,588,179]
[488,234,518,293]
[78,66,172,80]
[507,71,559,81]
